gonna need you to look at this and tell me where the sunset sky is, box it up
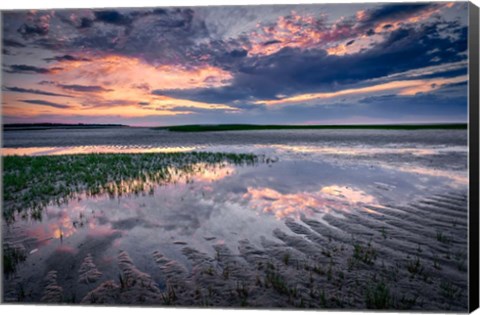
[1,2,469,126]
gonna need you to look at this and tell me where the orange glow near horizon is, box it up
[2,54,237,119]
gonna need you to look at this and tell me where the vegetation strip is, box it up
[154,124,468,132]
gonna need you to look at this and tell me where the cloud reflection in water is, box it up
[243,185,378,219]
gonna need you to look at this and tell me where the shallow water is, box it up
[2,129,469,310]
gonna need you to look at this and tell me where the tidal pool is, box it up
[2,129,469,310]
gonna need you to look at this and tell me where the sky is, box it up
[1,2,470,126]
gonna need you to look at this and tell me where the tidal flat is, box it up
[1,128,469,310]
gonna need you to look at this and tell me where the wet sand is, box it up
[1,129,469,310]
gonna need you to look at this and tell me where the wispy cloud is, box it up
[5,64,63,74]
[58,84,113,93]
[3,86,72,98]
[19,99,71,109]
[44,55,91,63]
[254,76,467,106]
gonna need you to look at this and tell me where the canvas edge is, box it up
[469,1,480,313]
[0,1,477,312]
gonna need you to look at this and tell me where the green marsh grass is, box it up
[2,152,261,222]
[365,281,393,309]
[155,123,468,133]
[3,243,27,275]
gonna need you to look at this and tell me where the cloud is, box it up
[44,55,91,62]
[17,24,49,38]
[79,17,94,28]
[242,3,453,58]
[5,64,63,74]
[94,10,132,26]
[17,12,51,39]
[357,3,444,27]
[3,38,26,48]
[58,84,113,92]
[22,8,210,66]
[20,99,71,109]
[253,75,467,106]
[0,4,468,125]
[3,86,72,98]
[159,18,467,106]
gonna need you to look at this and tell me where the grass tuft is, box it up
[365,281,393,309]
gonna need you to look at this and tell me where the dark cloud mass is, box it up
[158,18,468,105]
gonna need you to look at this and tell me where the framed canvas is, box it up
[1,0,479,313]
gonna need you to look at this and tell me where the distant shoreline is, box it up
[3,123,128,131]
[155,123,468,132]
[2,123,469,132]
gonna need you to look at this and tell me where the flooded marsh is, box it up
[1,129,469,310]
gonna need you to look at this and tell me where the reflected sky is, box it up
[4,149,465,261]
[2,140,467,188]
[2,132,469,303]
[243,185,378,219]
[270,144,467,156]
[1,145,200,156]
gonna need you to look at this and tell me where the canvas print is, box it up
[1,1,477,311]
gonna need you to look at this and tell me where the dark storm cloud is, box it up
[57,7,190,31]
[3,86,72,98]
[58,84,113,92]
[44,55,91,63]
[20,99,70,109]
[5,64,63,74]
[44,8,209,65]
